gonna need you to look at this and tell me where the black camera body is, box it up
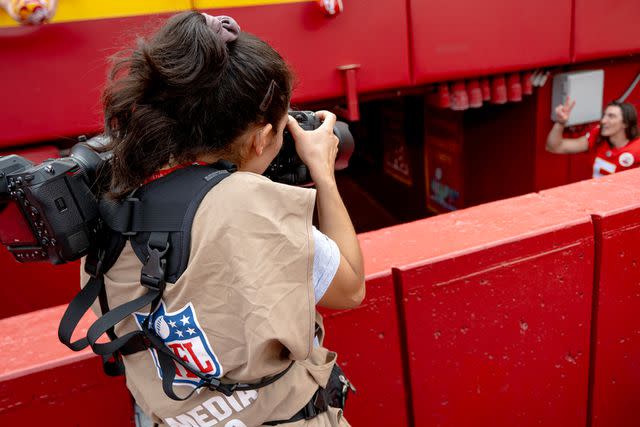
[264,111,354,186]
[0,140,110,264]
[0,113,353,264]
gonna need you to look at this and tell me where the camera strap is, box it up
[59,161,296,401]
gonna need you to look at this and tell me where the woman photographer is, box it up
[89,11,364,427]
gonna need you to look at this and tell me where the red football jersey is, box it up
[586,125,640,178]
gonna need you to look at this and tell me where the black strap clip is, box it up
[141,243,169,291]
[204,375,237,397]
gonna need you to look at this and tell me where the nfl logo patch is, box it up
[134,301,223,388]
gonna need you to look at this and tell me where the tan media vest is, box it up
[81,172,348,426]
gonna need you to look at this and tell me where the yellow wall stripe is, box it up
[195,0,311,8]
[0,0,312,28]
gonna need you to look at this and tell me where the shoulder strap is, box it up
[100,163,233,283]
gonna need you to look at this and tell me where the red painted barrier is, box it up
[542,169,640,427]
[388,194,594,426]
[0,275,409,426]
[573,0,640,62]
[0,248,79,319]
[0,306,134,426]
[8,170,640,426]
[409,0,571,83]
[322,274,409,427]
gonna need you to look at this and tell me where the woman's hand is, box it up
[287,111,339,184]
[288,110,365,309]
[555,96,576,125]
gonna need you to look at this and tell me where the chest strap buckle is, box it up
[141,242,169,291]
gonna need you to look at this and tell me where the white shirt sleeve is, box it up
[312,226,340,304]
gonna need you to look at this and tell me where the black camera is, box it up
[0,113,354,264]
[0,137,110,264]
[264,111,354,186]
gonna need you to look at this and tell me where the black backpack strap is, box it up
[57,227,147,375]
[96,281,128,376]
[58,232,126,351]
[96,231,134,375]
[58,273,104,351]
[86,232,169,356]
[100,197,186,234]
[100,165,234,236]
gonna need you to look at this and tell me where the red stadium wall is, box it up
[2,1,640,425]
[0,1,411,148]
[0,16,165,148]
[409,0,571,83]
[208,1,411,103]
[1,1,639,149]
[4,169,640,426]
[542,174,640,427]
[573,0,640,62]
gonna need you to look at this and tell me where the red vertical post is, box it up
[336,64,361,121]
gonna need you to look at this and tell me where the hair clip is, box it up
[259,80,278,112]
